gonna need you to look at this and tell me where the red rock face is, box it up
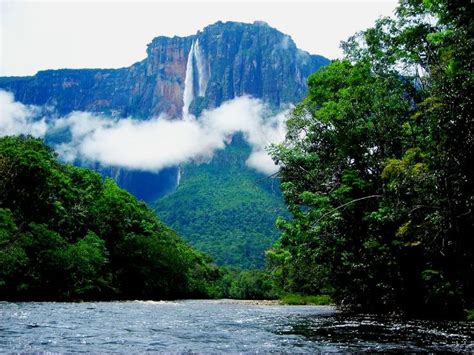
[146,37,193,118]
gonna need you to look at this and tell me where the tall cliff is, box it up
[0,21,328,118]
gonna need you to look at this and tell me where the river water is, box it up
[1,300,473,353]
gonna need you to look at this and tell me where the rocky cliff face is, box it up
[193,21,327,111]
[0,21,328,118]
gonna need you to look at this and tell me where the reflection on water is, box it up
[0,300,472,353]
[281,313,473,352]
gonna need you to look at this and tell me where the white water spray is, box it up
[182,41,195,117]
[194,39,208,97]
[176,166,182,186]
[182,39,209,117]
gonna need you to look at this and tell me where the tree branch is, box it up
[312,194,383,226]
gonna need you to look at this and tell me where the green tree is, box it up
[270,0,473,317]
[64,232,111,299]
[0,208,28,298]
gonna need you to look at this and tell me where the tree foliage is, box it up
[155,134,288,269]
[0,136,220,300]
[270,0,473,317]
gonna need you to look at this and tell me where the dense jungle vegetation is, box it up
[155,134,287,269]
[0,135,279,301]
[0,136,223,300]
[268,0,473,318]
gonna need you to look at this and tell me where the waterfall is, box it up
[194,39,208,97]
[176,167,181,186]
[182,41,195,117]
[182,38,208,117]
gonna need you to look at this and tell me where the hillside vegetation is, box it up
[0,136,220,301]
[155,135,288,269]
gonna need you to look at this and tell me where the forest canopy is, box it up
[0,135,221,300]
[268,0,473,317]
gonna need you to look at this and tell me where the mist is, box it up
[0,90,48,138]
[0,90,287,175]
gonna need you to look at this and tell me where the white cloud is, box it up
[246,150,279,175]
[244,109,287,175]
[0,91,287,175]
[0,91,48,137]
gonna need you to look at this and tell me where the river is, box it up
[1,300,472,352]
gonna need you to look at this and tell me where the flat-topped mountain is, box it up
[0,21,328,118]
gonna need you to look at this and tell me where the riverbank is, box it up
[131,299,283,306]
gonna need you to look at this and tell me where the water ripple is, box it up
[1,300,472,353]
